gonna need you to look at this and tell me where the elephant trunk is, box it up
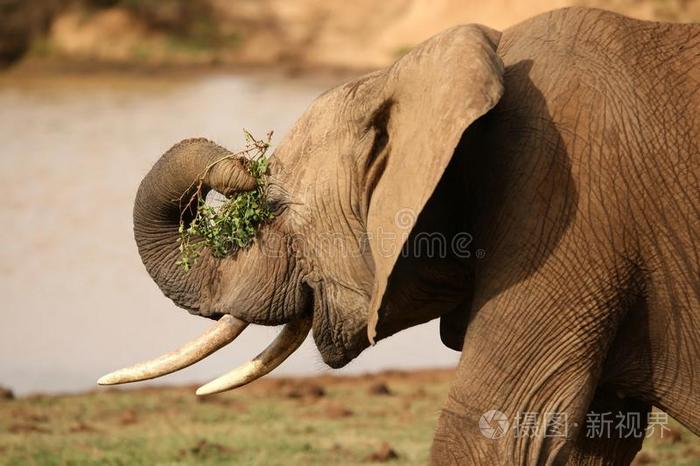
[101,140,313,396]
[133,138,257,313]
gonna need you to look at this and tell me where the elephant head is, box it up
[99,24,504,394]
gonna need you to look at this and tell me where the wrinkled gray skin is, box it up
[134,7,699,465]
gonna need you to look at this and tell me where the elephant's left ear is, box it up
[365,25,504,343]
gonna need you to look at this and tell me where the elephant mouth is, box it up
[97,314,313,396]
[309,283,372,369]
[311,308,370,369]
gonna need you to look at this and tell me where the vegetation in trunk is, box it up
[177,131,275,272]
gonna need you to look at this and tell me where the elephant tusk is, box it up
[195,317,312,396]
[97,315,248,385]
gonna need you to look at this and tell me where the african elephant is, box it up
[99,7,700,465]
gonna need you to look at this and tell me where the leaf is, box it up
[177,131,275,272]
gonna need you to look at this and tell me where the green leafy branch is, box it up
[177,130,275,272]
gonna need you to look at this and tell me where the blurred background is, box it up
[2,0,699,396]
[0,1,698,464]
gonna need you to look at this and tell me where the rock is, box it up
[365,442,399,462]
[324,402,353,419]
[9,423,50,434]
[69,422,98,433]
[284,382,325,399]
[368,382,392,396]
[632,452,655,465]
[118,409,138,426]
[22,413,48,423]
[0,386,14,400]
[179,439,235,459]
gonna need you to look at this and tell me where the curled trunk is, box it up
[133,138,256,313]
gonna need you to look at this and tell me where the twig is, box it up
[176,130,273,225]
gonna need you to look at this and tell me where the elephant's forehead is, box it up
[284,94,351,143]
[306,71,384,121]
[273,71,385,168]
[316,69,383,102]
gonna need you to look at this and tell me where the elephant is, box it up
[99,7,700,466]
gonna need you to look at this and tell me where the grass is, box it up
[0,370,698,465]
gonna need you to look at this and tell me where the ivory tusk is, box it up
[195,317,312,396]
[97,314,248,385]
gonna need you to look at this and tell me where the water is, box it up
[0,71,458,395]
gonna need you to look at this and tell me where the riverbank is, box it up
[2,0,699,73]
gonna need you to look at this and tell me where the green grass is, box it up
[0,370,697,465]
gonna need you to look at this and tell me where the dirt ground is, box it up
[0,369,698,465]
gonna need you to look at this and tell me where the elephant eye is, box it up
[265,183,290,216]
[269,200,287,216]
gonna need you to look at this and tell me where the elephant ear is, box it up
[365,25,504,344]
